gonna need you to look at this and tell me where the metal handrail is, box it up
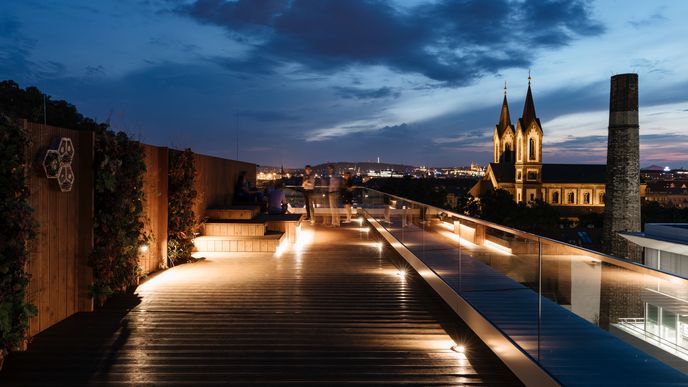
[617,318,688,357]
[284,185,688,282]
[358,187,688,283]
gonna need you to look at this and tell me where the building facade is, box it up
[471,80,607,209]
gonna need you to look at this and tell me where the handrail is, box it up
[365,214,562,387]
[359,187,688,283]
[283,185,688,282]
[617,318,688,357]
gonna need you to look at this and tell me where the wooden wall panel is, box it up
[140,144,168,275]
[24,121,93,337]
[23,123,254,338]
[192,153,256,218]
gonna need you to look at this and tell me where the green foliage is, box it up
[0,80,102,132]
[0,116,37,356]
[366,176,478,208]
[90,128,149,300]
[473,189,561,233]
[168,149,197,265]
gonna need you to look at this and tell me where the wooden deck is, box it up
[0,224,521,386]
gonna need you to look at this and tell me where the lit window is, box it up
[529,138,535,160]
[568,192,575,204]
[583,192,590,204]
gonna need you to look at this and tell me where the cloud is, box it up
[180,0,604,85]
[307,121,408,142]
[628,12,667,29]
[237,109,300,122]
[333,86,400,100]
[433,131,490,145]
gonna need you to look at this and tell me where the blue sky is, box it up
[1,0,687,168]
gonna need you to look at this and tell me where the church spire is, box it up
[521,73,538,127]
[497,82,511,135]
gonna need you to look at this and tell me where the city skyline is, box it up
[2,0,687,168]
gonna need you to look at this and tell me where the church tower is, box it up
[514,74,543,203]
[493,82,515,163]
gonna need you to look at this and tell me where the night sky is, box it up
[2,0,687,168]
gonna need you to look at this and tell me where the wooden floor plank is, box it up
[0,224,521,386]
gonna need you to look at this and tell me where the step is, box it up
[205,205,260,220]
[193,231,285,253]
[257,213,303,244]
[204,220,266,237]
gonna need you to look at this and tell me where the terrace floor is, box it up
[0,224,521,386]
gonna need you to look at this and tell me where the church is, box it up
[470,78,607,211]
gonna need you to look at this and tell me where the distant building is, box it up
[644,181,688,208]
[621,223,688,277]
[615,224,688,365]
[642,168,688,208]
[470,79,607,209]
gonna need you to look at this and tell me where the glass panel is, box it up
[663,309,677,344]
[647,304,659,336]
[353,187,688,377]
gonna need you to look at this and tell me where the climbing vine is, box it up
[168,149,197,265]
[0,116,37,360]
[90,128,149,303]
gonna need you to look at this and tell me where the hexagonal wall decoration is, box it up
[58,137,74,164]
[43,149,60,178]
[57,165,75,192]
[42,137,75,192]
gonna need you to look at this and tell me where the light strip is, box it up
[483,240,513,255]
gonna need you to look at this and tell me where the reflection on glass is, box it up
[283,187,688,372]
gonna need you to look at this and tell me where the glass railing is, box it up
[284,185,688,384]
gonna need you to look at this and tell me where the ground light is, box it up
[139,244,149,253]
[397,268,407,277]
[451,344,466,353]
[274,238,289,257]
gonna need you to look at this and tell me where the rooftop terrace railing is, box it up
[284,186,688,385]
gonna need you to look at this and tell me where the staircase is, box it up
[194,205,302,253]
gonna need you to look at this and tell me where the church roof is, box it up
[519,83,540,130]
[488,162,515,183]
[496,94,512,137]
[541,164,606,183]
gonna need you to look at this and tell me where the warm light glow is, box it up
[451,344,466,354]
[438,230,478,250]
[274,238,289,257]
[439,221,454,231]
[355,217,364,225]
[397,268,407,277]
[483,240,513,255]
[377,242,384,251]
[139,244,149,253]
[295,228,315,252]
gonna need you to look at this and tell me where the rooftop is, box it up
[0,224,521,386]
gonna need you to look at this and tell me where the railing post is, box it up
[458,219,462,292]
[475,224,485,245]
[538,237,542,362]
